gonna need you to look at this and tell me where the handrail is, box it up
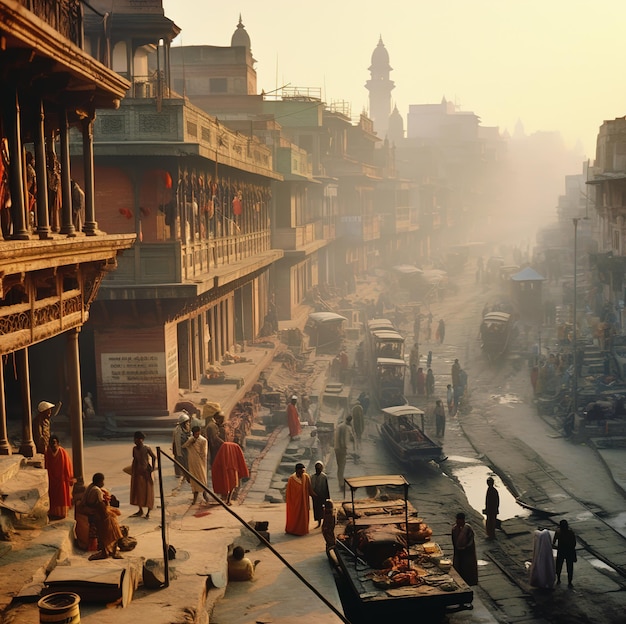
[156,447,351,624]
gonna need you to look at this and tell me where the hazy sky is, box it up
[162,1,626,158]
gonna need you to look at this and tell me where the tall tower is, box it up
[365,36,395,140]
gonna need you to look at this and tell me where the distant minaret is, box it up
[365,36,395,140]
[387,104,404,145]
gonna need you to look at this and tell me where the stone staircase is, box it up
[0,454,49,537]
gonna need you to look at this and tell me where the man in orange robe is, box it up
[286,395,302,439]
[285,463,316,536]
[211,441,249,505]
[45,435,74,520]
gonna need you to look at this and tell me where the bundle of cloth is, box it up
[354,525,407,569]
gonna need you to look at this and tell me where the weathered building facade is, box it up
[588,118,626,320]
[79,2,282,418]
[0,1,134,485]
[169,27,339,323]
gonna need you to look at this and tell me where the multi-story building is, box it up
[79,3,282,418]
[588,118,626,320]
[0,0,134,484]
[169,22,339,323]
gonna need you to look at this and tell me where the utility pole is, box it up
[572,217,580,415]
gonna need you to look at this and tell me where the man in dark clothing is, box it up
[357,391,370,416]
[451,359,461,387]
[484,477,500,539]
[553,519,577,587]
[434,399,446,436]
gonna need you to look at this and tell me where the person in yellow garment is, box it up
[129,431,156,519]
[227,546,260,582]
[285,463,316,536]
[80,473,123,561]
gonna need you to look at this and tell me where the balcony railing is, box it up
[106,231,272,285]
[183,231,272,281]
[338,214,380,242]
[20,0,83,47]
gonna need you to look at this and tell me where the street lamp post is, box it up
[572,217,580,415]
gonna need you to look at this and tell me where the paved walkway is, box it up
[3,273,626,623]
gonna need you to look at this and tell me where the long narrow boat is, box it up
[380,405,446,464]
[328,475,473,620]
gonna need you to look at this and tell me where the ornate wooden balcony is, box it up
[17,0,83,46]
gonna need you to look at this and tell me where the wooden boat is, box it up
[380,405,446,464]
[329,475,473,620]
[374,357,408,408]
[480,311,513,360]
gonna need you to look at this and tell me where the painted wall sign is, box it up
[101,352,165,384]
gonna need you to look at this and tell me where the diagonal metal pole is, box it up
[158,447,351,624]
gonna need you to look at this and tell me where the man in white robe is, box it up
[183,426,210,504]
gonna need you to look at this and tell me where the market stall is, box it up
[329,475,473,619]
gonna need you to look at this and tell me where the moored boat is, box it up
[380,405,446,464]
[480,311,513,360]
[328,475,473,620]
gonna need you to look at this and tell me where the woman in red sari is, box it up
[45,435,75,520]
[211,441,249,505]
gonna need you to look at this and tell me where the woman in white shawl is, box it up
[529,529,556,589]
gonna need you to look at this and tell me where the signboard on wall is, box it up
[101,353,165,384]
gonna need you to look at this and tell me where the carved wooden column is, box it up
[3,86,29,240]
[0,357,12,455]
[17,349,36,457]
[34,98,51,239]
[58,108,76,237]
[67,328,85,488]
[81,116,97,235]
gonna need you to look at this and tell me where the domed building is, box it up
[169,15,259,112]
[231,14,252,53]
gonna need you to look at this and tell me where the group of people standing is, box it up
[172,405,249,506]
[529,520,578,589]
[284,461,335,551]
[29,398,123,561]
[454,478,577,591]
[408,313,470,439]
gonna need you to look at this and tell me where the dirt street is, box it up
[336,261,626,623]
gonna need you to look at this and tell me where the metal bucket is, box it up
[38,592,80,624]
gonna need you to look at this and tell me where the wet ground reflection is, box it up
[491,393,523,406]
[604,511,626,538]
[445,455,530,521]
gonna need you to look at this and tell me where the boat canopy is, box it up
[391,265,423,276]
[376,357,407,367]
[371,330,404,341]
[482,312,511,324]
[382,405,426,418]
[307,312,348,324]
[367,318,394,329]
[344,475,410,490]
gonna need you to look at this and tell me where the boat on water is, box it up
[380,405,446,464]
[480,311,513,360]
[328,475,473,620]
[374,357,408,408]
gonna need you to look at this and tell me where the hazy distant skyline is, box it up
[162,1,626,158]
